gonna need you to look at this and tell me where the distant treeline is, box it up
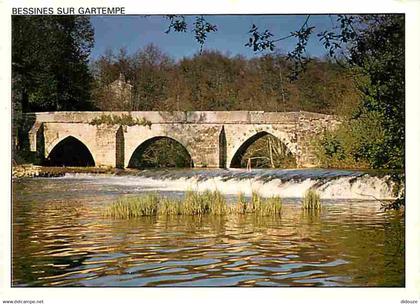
[90,45,360,114]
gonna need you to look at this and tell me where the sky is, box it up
[90,15,339,61]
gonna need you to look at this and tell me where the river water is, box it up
[12,169,404,287]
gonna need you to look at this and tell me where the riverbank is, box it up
[12,164,119,178]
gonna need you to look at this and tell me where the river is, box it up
[12,168,404,287]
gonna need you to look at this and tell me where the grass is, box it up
[302,189,322,210]
[104,190,282,219]
[104,193,159,218]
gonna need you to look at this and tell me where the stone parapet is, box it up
[25,111,339,125]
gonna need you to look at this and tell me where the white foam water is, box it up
[58,169,397,200]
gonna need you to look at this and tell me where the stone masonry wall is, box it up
[26,111,340,168]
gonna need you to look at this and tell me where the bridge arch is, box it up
[228,129,298,168]
[44,135,95,166]
[127,136,194,168]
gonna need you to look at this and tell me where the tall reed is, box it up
[250,191,282,215]
[302,189,321,210]
[235,192,248,214]
[104,193,159,218]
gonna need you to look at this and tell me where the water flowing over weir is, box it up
[57,169,397,200]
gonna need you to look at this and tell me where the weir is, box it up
[53,169,397,200]
[24,111,340,168]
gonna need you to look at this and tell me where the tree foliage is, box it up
[12,16,95,112]
[91,45,360,114]
[165,15,217,54]
[316,15,404,170]
[350,15,404,169]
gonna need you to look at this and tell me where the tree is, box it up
[349,15,404,170]
[315,15,404,170]
[90,48,135,110]
[131,44,173,111]
[12,16,94,112]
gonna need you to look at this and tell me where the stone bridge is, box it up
[24,111,340,168]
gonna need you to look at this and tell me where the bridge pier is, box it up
[32,122,121,167]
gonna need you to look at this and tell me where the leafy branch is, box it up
[165,15,187,33]
[245,15,314,80]
[164,15,217,54]
[287,16,314,80]
[193,16,218,53]
[317,15,357,59]
[164,14,358,78]
[244,15,360,79]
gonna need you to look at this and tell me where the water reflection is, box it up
[13,178,404,287]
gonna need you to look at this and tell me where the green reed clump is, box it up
[207,190,227,215]
[251,191,263,212]
[233,192,282,215]
[182,190,207,215]
[158,197,182,215]
[178,190,227,215]
[104,190,282,219]
[302,189,321,210]
[235,192,248,214]
[105,193,159,218]
[250,192,282,215]
[262,196,283,215]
